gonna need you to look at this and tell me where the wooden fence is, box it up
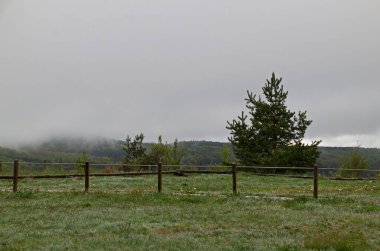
[0,160,322,198]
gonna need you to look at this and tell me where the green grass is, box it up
[0,173,379,250]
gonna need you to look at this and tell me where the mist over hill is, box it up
[0,137,379,170]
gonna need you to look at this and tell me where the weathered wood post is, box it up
[232,163,237,195]
[85,161,89,192]
[313,165,318,199]
[158,162,162,193]
[13,160,19,192]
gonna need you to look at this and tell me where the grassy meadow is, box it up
[0,173,379,250]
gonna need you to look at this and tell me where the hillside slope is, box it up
[1,138,379,170]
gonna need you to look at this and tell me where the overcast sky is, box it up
[0,0,379,147]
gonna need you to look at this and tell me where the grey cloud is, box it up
[0,0,379,147]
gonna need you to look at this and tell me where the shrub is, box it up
[339,148,368,178]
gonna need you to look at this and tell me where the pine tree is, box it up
[226,73,321,167]
[123,133,147,165]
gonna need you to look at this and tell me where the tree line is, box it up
[123,134,186,165]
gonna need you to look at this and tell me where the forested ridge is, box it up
[0,138,379,170]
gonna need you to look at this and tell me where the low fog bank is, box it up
[17,135,123,152]
[0,133,378,151]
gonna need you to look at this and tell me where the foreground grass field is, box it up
[0,174,379,250]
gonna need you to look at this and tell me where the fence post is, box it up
[85,161,89,192]
[313,165,318,199]
[59,158,62,171]
[13,160,19,192]
[232,163,237,195]
[158,162,162,193]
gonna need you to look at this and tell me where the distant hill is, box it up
[178,141,234,165]
[317,146,380,171]
[0,138,379,170]
[0,137,124,164]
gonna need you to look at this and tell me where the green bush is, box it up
[339,149,368,178]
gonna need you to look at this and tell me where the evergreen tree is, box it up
[123,133,147,165]
[227,73,321,167]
